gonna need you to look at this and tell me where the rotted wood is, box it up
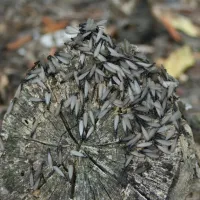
[0,20,200,200]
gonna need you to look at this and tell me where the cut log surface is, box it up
[0,20,199,200]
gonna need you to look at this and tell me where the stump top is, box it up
[0,19,199,200]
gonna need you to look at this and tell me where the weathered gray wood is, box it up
[0,20,200,200]
[0,78,199,200]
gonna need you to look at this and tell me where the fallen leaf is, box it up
[42,16,68,33]
[43,20,68,33]
[157,46,195,78]
[160,16,182,42]
[171,15,200,38]
[42,16,55,26]
[6,35,32,50]
[152,7,199,39]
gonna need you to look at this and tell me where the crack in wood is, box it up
[59,112,79,145]
[98,177,112,200]
[86,174,96,200]
[85,151,118,181]
[69,164,76,199]
[129,177,152,200]
[16,137,68,148]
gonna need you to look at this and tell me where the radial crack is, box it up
[70,166,76,199]
[59,112,79,145]
[85,152,117,180]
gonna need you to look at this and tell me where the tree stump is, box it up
[0,19,199,200]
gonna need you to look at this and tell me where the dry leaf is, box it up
[171,15,200,38]
[42,16,68,33]
[43,20,68,33]
[42,16,55,26]
[160,16,182,42]
[153,6,199,38]
[157,46,195,78]
[6,35,32,50]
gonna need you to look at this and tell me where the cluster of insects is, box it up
[4,19,182,194]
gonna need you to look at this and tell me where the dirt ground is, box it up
[0,0,200,142]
